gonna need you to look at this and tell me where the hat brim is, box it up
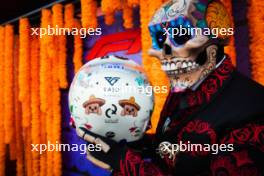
[83,99,105,107]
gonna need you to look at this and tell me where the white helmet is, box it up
[68,55,154,142]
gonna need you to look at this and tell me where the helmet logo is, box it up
[105,104,117,118]
[119,97,141,117]
[104,77,120,86]
[129,122,141,137]
[105,131,115,138]
[82,95,105,115]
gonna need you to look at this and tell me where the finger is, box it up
[86,151,112,171]
[76,128,85,137]
[94,137,110,153]
[76,128,96,143]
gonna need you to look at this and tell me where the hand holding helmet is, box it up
[76,127,127,171]
[68,55,155,170]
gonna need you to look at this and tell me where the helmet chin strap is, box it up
[190,55,226,91]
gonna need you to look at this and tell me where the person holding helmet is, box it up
[69,0,264,175]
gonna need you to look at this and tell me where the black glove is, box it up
[76,127,127,172]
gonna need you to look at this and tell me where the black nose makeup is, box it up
[164,44,172,55]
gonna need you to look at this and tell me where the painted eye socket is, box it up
[148,24,166,50]
[155,31,166,49]
[168,16,194,46]
[171,28,192,45]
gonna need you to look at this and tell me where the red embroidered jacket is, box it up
[114,57,264,176]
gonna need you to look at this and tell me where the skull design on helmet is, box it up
[148,0,232,92]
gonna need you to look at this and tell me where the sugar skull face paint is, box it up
[148,0,231,92]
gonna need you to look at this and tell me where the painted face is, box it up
[148,0,231,92]
[85,103,101,114]
[122,105,138,117]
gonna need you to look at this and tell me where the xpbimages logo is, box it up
[31,25,102,38]
[156,141,234,158]
[31,141,102,154]
[163,26,234,39]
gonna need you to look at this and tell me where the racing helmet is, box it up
[69,55,154,142]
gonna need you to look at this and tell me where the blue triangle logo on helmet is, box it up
[104,77,120,86]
